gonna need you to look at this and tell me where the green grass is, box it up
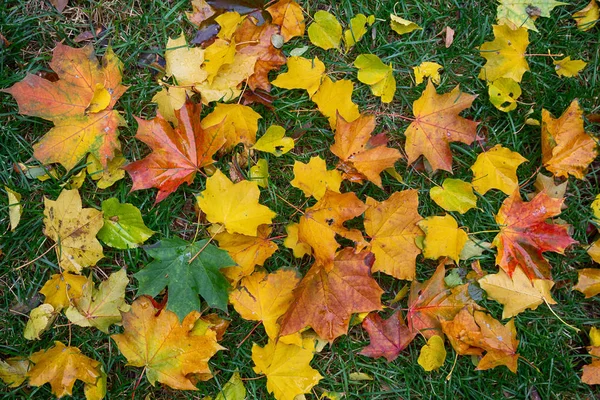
[1,0,600,398]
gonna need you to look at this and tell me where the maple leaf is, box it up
[479,268,556,319]
[291,156,342,200]
[124,101,226,204]
[27,341,101,398]
[359,311,417,362]
[213,224,278,283]
[39,272,87,310]
[229,269,300,339]
[496,0,567,32]
[196,169,276,236]
[111,297,224,390]
[271,56,326,98]
[279,248,383,341]
[266,0,306,42]
[527,172,568,200]
[165,34,207,86]
[43,189,104,273]
[297,190,367,265]
[354,54,396,103]
[541,100,598,179]
[135,237,234,320]
[404,81,478,172]
[330,114,402,186]
[97,198,154,249]
[252,339,323,400]
[471,144,528,195]
[414,61,443,85]
[200,103,262,150]
[364,190,422,280]
[574,268,600,298]
[234,18,286,92]
[312,76,360,129]
[441,307,520,373]
[418,215,468,262]
[573,0,599,31]
[478,25,529,83]
[406,263,478,338]
[65,269,130,332]
[492,191,577,280]
[2,44,127,171]
[0,357,30,388]
[554,56,587,78]
[430,178,478,214]
[308,10,342,50]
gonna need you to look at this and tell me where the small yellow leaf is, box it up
[488,78,522,112]
[86,83,111,113]
[354,54,396,103]
[272,56,326,98]
[591,327,600,347]
[151,87,187,126]
[311,76,360,129]
[283,223,311,258]
[574,268,600,297]
[417,214,468,262]
[252,125,294,156]
[344,14,373,49]
[471,144,528,195]
[390,15,422,35]
[0,357,30,388]
[215,371,246,400]
[418,335,446,371]
[65,170,86,190]
[24,304,56,341]
[554,56,587,78]
[348,372,373,381]
[592,194,600,221]
[87,152,126,189]
[5,186,22,231]
[573,0,599,31]
[430,179,478,214]
[308,10,342,50]
[39,272,88,310]
[414,61,443,85]
[291,156,342,200]
[249,159,269,188]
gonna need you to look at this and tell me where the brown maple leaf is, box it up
[492,191,577,280]
[330,114,402,187]
[123,101,226,203]
[359,310,417,362]
[297,190,367,265]
[404,81,478,172]
[406,263,478,338]
[279,248,383,342]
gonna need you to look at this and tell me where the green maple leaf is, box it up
[135,237,234,321]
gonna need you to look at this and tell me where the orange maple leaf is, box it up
[406,263,478,338]
[123,101,225,203]
[492,191,577,280]
[297,190,367,265]
[267,0,306,42]
[2,43,127,171]
[360,310,417,362]
[279,248,383,342]
[404,81,478,172]
[330,114,402,187]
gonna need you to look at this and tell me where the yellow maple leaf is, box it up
[573,0,599,31]
[43,189,104,273]
[201,103,262,150]
[230,269,300,339]
[430,178,478,214]
[307,10,342,50]
[252,339,323,400]
[414,61,443,85]
[213,224,278,283]
[354,54,396,103]
[471,144,528,195]
[478,25,529,83]
[27,341,102,398]
[272,56,326,98]
[364,190,423,280]
[554,56,587,78]
[291,156,342,200]
[39,272,87,310]
[311,76,360,129]
[197,169,275,236]
[479,268,556,319]
[252,125,294,156]
[417,214,468,262]
[165,33,207,86]
[390,15,422,35]
[65,269,130,333]
[111,297,224,390]
[542,100,598,179]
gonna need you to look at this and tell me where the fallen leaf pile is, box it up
[2,0,600,398]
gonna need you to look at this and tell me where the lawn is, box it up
[1,0,600,398]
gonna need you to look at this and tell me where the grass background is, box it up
[1,0,600,398]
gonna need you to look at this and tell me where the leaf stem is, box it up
[544,298,580,333]
[188,224,224,264]
[15,241,56,270]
